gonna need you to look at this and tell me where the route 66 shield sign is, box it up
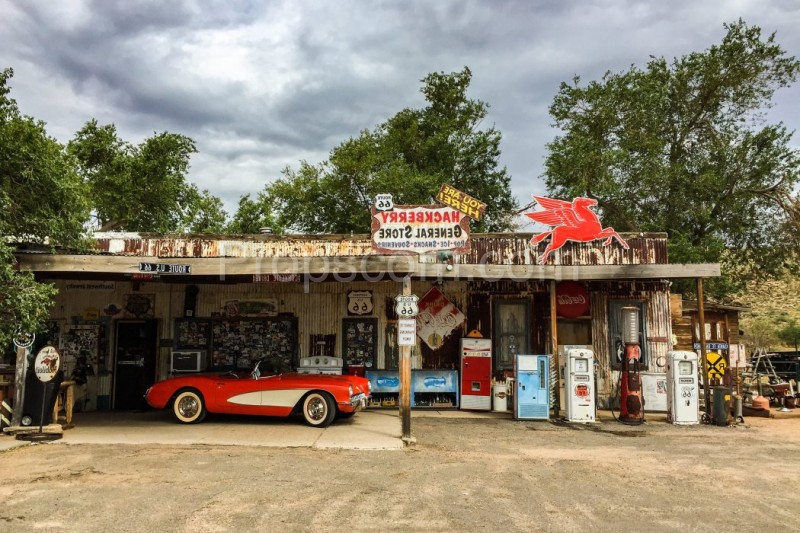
[347,290,373,316]
[395,295,419,317]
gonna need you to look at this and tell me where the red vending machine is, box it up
[460,338,492,410]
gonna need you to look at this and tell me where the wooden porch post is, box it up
[697,278,712,421]
[550,280,560,416]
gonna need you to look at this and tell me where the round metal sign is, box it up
[13,328,35,348]
[34,345,61,383]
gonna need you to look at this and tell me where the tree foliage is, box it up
[0,68,88,346]
[225,193,278,235]
[68,120,222,233]
[260,67,517,234]
[544,20,800,298]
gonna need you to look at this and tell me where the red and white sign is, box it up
[371,205,471,255]
[34,346,61,383]
[555,281,590,318]
[416,287,466,350]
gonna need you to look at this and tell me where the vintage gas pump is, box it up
[666,350,699,425]
[618,306,644,424]
[565,348,595,422]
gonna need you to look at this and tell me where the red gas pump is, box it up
[619,307,643,424]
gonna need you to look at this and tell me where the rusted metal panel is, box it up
[92,232,668,266]
[589,281,671,401]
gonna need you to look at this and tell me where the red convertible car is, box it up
[145,360,371,428]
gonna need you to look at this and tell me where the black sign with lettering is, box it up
[139,263,192,275]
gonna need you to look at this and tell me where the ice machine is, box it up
[460,338,492,410]
[666,350,699,425]
[515,354,549,420]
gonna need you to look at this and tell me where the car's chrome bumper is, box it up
[346,393,368,410]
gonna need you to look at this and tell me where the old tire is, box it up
[173,389,206,424]
[302,392,335,428]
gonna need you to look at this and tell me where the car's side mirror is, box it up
[252,362,261,380]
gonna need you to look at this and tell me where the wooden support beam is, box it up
[16,253,721,281]
[550,280,560,417]
[399,276,414,445]
[697,278,712,422]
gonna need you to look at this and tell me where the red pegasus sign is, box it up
[525,196,629,264]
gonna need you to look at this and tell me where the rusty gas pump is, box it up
[619,306,644,424]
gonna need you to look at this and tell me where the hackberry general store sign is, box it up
[371,205,471,255]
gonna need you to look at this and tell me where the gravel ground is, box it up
[1,414,798,532]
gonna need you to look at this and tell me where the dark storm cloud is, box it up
[1,0,798,216]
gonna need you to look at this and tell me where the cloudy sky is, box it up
[2,0,799,228]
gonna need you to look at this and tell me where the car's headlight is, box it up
[349,385,354,396]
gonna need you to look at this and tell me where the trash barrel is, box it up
[712,386,731,426]
[492,382,509,412]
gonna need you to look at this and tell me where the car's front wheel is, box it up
[172,389,206,424]
[302,392,335,428]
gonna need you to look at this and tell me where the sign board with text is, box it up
[395,295,419,317]
[435,184,487,221]
[398,319,417,346]
[371,205,471,255]
[139,262,192,275]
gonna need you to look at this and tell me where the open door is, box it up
[114,320,158,410]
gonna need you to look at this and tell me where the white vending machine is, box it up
[460,338,492,410]
[666,350,699,425]
[565,348,595,422]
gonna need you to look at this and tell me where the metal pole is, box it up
[399,276,413,443]
[550,280,560,416]
[11,345,27,427]
[697,278,712,421]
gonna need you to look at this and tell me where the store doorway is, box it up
[114,320,158,410]
[493,300,531,374]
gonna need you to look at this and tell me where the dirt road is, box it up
[1,414,798,532]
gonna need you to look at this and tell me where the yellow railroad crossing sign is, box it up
[706,352,727,380]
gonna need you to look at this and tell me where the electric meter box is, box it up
[666,350,699,425]
[565,348,595,422]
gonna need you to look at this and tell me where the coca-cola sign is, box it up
[555,281,590,318]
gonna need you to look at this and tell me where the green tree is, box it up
[0,68,89,346]
[69,120,225,232]
[544,20,800,298]
[262,67,516,234]
[226,193,280,235]
[181,185,228,233]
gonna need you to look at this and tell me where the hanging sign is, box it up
[435,184,487,221]
[347,290,374,316]
[398,319,417,346]
[555,281,590,318]
[252,274,301,283]
[371,205,471,255]
[395,295,419,317]
[139,262,192,275]
[525,196,629,264]
[416,287,466,350]
[34,346,61,383]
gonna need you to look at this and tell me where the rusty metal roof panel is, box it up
[81,231,669,265]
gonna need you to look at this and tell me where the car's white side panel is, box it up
[261,389,308,408]
[227,391,262,406]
